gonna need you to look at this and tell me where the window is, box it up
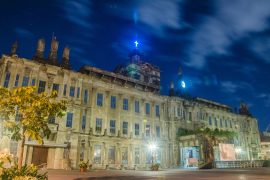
[77,87,80,98]
[214,118,218,126]
[22,76,29,87]
[145,103,150,115]
[14,74,19,87]
[134,148,140,164]
[135,123,140,136]
[108,146,115,164]
[220,119,223,127]
[121,147,128,164]
[123,98,128,110]
[122,121,128,135]
[31,78,36,86]
[155,105,160,117]
[96,118,102,133]
[52,83,59,94]
[48,116,55,124]
[79,141,85,161]
[209,117,212,125]
[111,96,116,109]
[66,113,73,128]
[38,80,46,93]
[145,125,151,137]
[135,100,140,113]
[189,112,192,121]
[84,90,88,104]
[146,151,152,164]
[177,107,180,117]
[69,86,75,97]
[82,115,86,130]
[156,149,161,164]
[63,84,67,96]
[110,120,116,134]
[97,93,103,106]
[156,126,161,138]
[3,72,11,88]
[94,145,101,164]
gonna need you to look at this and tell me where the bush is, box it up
[0,153,47,180]
[151,163,160,171]
[263,160,270,167]
[79,160,89,169]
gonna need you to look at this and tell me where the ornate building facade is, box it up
[0,39,261,169]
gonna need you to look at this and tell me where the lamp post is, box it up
[148,142,157,167]
[235,147,242,160]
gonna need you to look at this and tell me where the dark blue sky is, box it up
[0,0,270,131]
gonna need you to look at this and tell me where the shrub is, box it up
[0,153,47,180]
[151,163,160,171]
[79,160,89,169]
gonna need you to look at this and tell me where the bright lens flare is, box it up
[148,143,157,151]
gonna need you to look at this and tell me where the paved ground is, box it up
[48,168,270,180]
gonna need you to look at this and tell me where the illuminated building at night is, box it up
[0,39,261,169]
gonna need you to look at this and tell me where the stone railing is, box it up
[214,160,264,168]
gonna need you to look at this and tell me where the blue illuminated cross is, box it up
[134,40,139,48]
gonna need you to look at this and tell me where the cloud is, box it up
[257,93,270,107]
[60,0,92,29]
[221,81,253,94]
[14,27,33,38]
[106,0,185,38]
[221,81,238,93]
[250,36,270,64]
[185,0,270,69]
[137,0,185,37]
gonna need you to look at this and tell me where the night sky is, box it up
[0,0,270,131]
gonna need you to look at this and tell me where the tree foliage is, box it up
[177,127,236,166]
[0,86,67,168]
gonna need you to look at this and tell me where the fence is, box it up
[214,160,264,168]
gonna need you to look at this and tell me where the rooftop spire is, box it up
[33,38,45,61]
[169,81,175,96]
[10,41,18,56]
[48,35,59,65]
[61,46,71,69]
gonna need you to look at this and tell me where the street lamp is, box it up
[235,147,242,160]
[148,142,157,166]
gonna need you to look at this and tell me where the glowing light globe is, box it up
[181,80,186,88]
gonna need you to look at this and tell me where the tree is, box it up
[0,86,67,169]
[177,127,235,168]
[195,128,235,168]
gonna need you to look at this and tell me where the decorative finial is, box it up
[10,41,18,56]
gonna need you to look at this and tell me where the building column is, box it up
[116,143,121,167]
[128,144,133,168]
